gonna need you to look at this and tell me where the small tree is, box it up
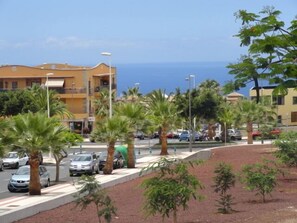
[140,157,204,223]
[239,160,282,203]
[274,131,297,167]
[74,175,117,223]
[212,162,236,214]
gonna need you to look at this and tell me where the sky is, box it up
[0,0,296,66]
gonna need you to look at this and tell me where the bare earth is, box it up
[15,144,297,223]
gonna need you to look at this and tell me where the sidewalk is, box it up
[0,149,212,223]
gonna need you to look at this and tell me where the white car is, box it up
[2,152,29,169]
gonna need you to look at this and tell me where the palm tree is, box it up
[92,115,130,174]
[122,86,142,102]
[236,100,275,144]
[28,84,72,118]
[0,118,13,157]
[147,90,181,155]
[8,112,66,195]
[115,102,146,168]
[93,88,110,119]
[217,102,237,142]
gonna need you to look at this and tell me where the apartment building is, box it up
[0,62,116,133]
[250,86,297,126]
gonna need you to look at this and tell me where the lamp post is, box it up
[185,74,195,152]
[46,73,54,118]
[101,52,112,118]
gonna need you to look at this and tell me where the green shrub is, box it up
[74,175,117,223]
[239,160,282,203]
[140,158,204,223]
[273,131,297,166]
[213,162,236,214]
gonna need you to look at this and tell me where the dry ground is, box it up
[15,144,297,223]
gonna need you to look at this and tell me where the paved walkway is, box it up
[0,149,212,223]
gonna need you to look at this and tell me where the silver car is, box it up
[69,153,99,176]
[3,152,29,169]
[7,165,50,192]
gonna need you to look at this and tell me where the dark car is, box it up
[99,151,125,171]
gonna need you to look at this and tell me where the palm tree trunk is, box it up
[127,135,135,168]
[53,154,61,182]
[160,127,168,155]
[247,121,253,144]
[29,151,41,195]
[103,143,115,174]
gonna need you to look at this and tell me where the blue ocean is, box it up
[116,61,252,97]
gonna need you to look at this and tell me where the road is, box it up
[0,138,162,199]
[0,137,238,199]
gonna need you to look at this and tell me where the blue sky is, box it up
[0,0,296,66]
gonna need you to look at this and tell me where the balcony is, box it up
[93,84,117,93]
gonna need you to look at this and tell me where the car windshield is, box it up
[15,167,30,175]
[6,153,18,158]
[73,155,91,161]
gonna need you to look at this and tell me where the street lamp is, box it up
[185,74,195,152]
[46,73,54,118]
[101,52,112,118]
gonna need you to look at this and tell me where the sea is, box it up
[116,61,253,98]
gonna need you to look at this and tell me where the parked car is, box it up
[228,129,242,140]
[179,131,202,142]
[0,158,3,171]
[69,153,100,176]
[166,131,179,139]
[3,152,29,169]
[134,131,145,140]
[214,129,242,141]
[99,151,125,171]
[252,128,282,140]
[7,165,50,192]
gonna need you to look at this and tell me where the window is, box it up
[292,112,297,122]
[277,115,282,124]
[293,97,297,105]
[12,81,18,90]
[272,96,285,105]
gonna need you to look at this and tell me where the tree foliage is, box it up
[239,159,283,203]
[274,131,297,166]
[213,162,236,214]
[74,175,117,223]
[140,157,204,223]
[225,6,297,102]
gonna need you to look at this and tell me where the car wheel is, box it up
[69,172,73,177]
[96,166,99,174]
[26,161,29,165]
[15,162,19,169]
[0,163,3,171]
[231,136,235,141]
[8,187,15,192]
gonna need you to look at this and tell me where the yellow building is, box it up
[250,86,297,126]
[0,62,116,133]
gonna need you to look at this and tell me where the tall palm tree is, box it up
[115,102,146,168]
[8,112,66,195]
[93,88,110,119]
[0,118,13,157]
[147,90,181,155]
[236,99,275,144]
[92,115,130,174]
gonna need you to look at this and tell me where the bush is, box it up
[273,131,297,166]
[140,158,204,223]
[74,175,117,223]
[239,160,283,203]
[212,162,236,214]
